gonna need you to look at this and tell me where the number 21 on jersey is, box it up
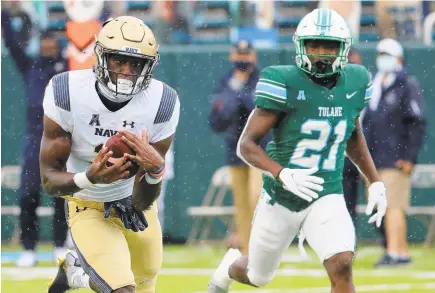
[290,119,347,170]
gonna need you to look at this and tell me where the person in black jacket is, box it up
[208,40,271,254]
[363,38,426,267]
[2,9,68,267]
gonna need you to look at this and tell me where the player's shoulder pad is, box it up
[343,64,371,88]
[344,64,372,104]
[154,82,178,124]
[259,65,298,85]
[51,71,71,112]
[260,65,285,79]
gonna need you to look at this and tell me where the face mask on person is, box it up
[234,61,252,71]
[376,55,398,73]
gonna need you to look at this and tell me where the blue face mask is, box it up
[234,61,252,71]
[376,55,398,73]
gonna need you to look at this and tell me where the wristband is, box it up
[73,172,94,189]
[149,163,166,179]
[139,163,166,185]
[143,172,163,185]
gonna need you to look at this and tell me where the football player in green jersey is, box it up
[208,8,387,293]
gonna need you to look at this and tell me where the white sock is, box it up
[82,273,91,289]
[399,253,409,259]
[212,248,242,289]
[70,268,90,289]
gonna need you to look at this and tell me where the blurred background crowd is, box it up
[1,0,435,50]
[1,0,435,272]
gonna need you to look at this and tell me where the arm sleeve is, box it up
[149,94,180,143]
[254,67,287,112]
[356,68,372,117]
[42,80,73,133]
[364,71,373,105]
[402,76,427,163]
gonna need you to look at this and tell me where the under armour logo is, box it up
[123,121,135,128]
[89,114,100,126]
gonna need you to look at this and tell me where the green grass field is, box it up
[2,243,435,293]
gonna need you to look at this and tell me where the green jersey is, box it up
[255,64,372,212]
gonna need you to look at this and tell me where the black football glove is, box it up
[103,196,148,232]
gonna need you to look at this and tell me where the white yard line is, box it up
[194,283,435,293]
[2,267,59,280]
[159,268,435,279]
[352,246,383,258]
[4,268,435,293]
[3,267,435,281]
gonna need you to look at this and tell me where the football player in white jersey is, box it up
[43,16,180,293]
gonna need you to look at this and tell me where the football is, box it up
[104,134,139,177]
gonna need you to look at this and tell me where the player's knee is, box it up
[247,270,273,287]
[325,252,353,283]
[335,261,352,281]
[113,286,135,293]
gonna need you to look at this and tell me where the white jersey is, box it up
[43,69,180,202]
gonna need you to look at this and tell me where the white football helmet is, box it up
[293,8,352,78]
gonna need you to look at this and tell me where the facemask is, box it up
[312,60,331,75]
[234,61,251,71]
[376,55,398,73]
[99,81,133,103]
[108,78,135,96]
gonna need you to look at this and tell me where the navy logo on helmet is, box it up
[121,46,141,54]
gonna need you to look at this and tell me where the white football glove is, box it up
[278,167,324,202]
[365,182,388,228]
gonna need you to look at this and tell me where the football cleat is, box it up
[48,250,82,293]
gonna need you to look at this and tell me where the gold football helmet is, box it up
[94,16,159,97]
